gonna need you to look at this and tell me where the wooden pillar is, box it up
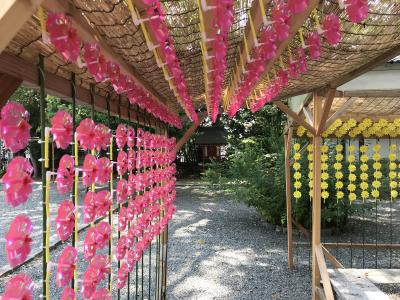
[284,128,294,269]
[0,73,22,107]
[312,93,322,300]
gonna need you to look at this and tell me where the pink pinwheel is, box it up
[93,123,111,151]
[56,245,77,287]
[272,3,290,41]
[81,254,110,299]
[51,110,73,149]
[2,157,33,207]
[95,221,111,249]
[82,154,96,187]
[118,206,128,231]
[117,150,128,176]
[90,288,111,300]
[116,263,130,289]
[46,13,81,63]
[322,13,342,46]
[116,236,128,261]
[259,28,277,61]
[0,102,31,153]
[126,126,135,148]
[346,0,369,23]
[107,61,120,85]
[94,54,108,83]
[76,118,96,150]
[83,191,96,223]
[127,149,136,172]
[117,179,128,203]
[55,200,75,241]
[296,48,308,73]
[1,273,33,300]
[287,0,309,14]
[84,227,97,261]
[61,287,76,300]
[56,154,75,194]
[288,60,299,79]
[95,157,112,185]
[116,124,127,149]
[277,69,289,87]
[95,190,112,218]
[5,214,32,267]
[306,31,322,60]
[112,74,128,95]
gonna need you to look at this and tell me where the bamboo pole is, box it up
[284,128,294,269]
[38,54,48,300]
[312,93,322,300]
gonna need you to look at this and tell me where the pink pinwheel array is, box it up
[203,0,234,123]
[117,179,128,203]
[6,214,32,267]
[114,130,177,290]
[0,102,31,153]
[90,288,111,300]
[226,0,368,116]
[1,273,34,300]
[45,13,182,128]
[51,110,73,149]
[56,245,77,287]
[117,150,128,176]
[144,1,198,123]
[56,154,75,194]
[2,157,33,207]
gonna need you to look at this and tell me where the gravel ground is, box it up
[1,179,400,299]
[167,181,311,300]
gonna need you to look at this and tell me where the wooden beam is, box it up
[284,128,294,269]
[312,93,322,300]
[322,245,343,269]
[0,0,43,53]
[275,101,316,136]
[303,107,313,125]
[316,89,335,135]
[324,97,357,130]
[42,0,174,115]
[323,242,400,250]
[173,113,206,153]
[0,52,156,127]
[337,89,400,98]
[0,72,22,107]
[315,244,334,300]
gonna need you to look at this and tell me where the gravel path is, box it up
[167,181,311,300]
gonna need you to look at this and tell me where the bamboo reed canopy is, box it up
[1,0,400,124]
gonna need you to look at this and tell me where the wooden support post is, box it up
[284,128,294,269]
[0,0,44,53]
[315,245,334,300]
[173,113,206,153]
[312,93,322,300]
[275,101,316,136]
[0,73,22,106]
[316,89,336,135]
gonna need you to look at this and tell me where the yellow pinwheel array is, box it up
[321,144,329,201]
[347,145,357,203]
[359,145,369,201]
[307,144,313,200]
[372,144,382,199]
[292,143,302,201]
[334,144,344,201]
[389,144,398,200]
